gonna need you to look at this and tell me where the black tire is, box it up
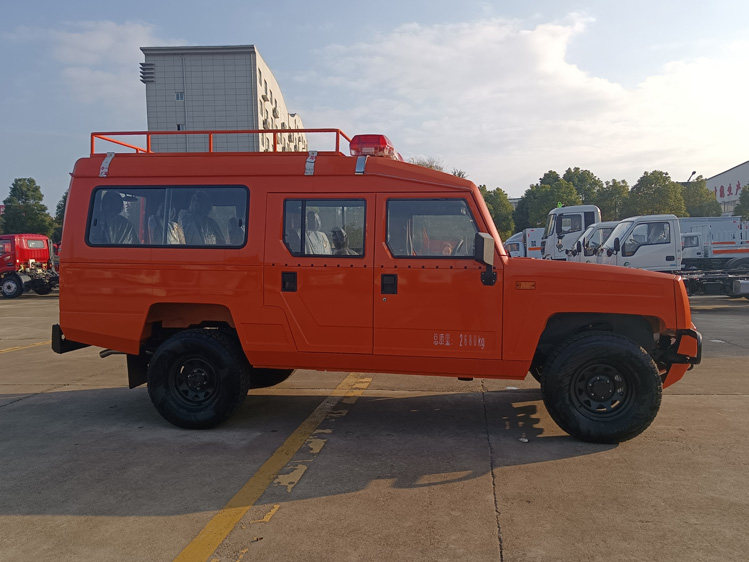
[726,258,749,271]
[1,274,24,299]
[529,366,542,383]
[147,329,251,429]
[541,331,662,444]
[250,368,294,389]
[33,283,52,296]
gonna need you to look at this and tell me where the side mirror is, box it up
[576,240,583,254]
[614,237,621,253]
[475,233,497,286]
[555,214,564,236]
[474,232,495,266]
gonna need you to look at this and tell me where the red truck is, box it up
[0,234,59,298]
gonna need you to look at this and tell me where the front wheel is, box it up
[33,282,52,295]
[541,331,662,443]
[2,274,24,299]
[147,329,250,429]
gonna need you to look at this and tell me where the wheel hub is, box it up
[573,363,629,415]
[174,358,217,404]
[588,376,615,401]
[186,369,209,392]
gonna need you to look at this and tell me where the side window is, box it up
[0,241,11,254]
[623,222,671,257]
[560,214,582,234]
[387,199,477,258]
[283,199,365,257]
[87,186,248,247]
[682,235,699,249]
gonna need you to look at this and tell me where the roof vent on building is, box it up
[139,63,155,84]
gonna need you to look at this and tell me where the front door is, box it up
[373,194,502,360]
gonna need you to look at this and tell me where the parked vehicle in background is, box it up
[566,221,619,263]
[52,127,701,443]
[504,228,544,258]
[679,216,749,271]
[541,205,600,260]
[597,215,749,296]
[0,234,59,298]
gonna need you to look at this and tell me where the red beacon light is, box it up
[349,134,404,161]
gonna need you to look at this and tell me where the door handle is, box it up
[666,255,675,261]
[381,274,397,294]
[282,271,297,292]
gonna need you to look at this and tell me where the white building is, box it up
[705,160,747,215]
[139,45,307,153]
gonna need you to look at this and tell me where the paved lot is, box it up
[0,291,747,562]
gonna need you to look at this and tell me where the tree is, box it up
[622,171,687,218]
[451,168,468,179]
[682,176,721,217]
[479,185,514,240]
[592,179,630,221]
[52,189,69,243]
[513,177,581,230]
[733,186,749,220]
[408,156,445,172]
[563,167,603,204]
[2,178,54,236]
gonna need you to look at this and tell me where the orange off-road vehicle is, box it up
[53,129,701,443]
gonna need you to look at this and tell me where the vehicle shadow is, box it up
[0,385,614,517]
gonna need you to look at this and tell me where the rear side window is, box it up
[283,199,365,257]
[27,240,46,249]
[87,186,249,247]
[387,199,477,258]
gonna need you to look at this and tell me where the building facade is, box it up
[705,160,747,215]
[139,45,307,153]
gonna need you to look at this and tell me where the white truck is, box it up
[541,205,601,260]
[679,216,749,271]
[504,228,545,258]
[565,221,619,263]
[597,214,749,296]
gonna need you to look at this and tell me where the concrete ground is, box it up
[0,291,747,562]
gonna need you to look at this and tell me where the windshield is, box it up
[544,214,555,238]
[602,221,633,250]
[585,226,614,256]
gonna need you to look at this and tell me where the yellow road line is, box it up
[173,372,370,562]
[0,340,50,354]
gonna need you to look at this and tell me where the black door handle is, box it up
[666,255,675,261]
[282,271,297,292]
[381,274,397,294]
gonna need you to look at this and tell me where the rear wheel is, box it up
[147,329,250,429]
[541,331,662,443]
[2,274,24,299]
[33,283,52,296]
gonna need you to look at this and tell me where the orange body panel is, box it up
[59,141,695,382]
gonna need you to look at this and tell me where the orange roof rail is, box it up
[90,129,352,155]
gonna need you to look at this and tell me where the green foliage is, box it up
[622,170,687,218]
[563,167,603,204]
[2,178,54,236]
[682,176,721,217]
[479,185,514,240]
[591,179,629,221]
[513,176,581,230]
[52,189,69,243]
[733,186,749,220]
[408,156,445,172]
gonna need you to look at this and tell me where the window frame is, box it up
[85,185,250,249]
[282,198,366,258]
[386,198,479,259]
[622,221,671,257]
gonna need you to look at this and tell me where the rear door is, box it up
[373,194,502,359]
[264,194,374,354]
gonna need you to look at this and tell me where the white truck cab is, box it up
[597,215,682,272]
[541,205,600,260]
[566,221,618,263]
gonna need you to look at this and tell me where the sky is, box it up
[2,0,749,209]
